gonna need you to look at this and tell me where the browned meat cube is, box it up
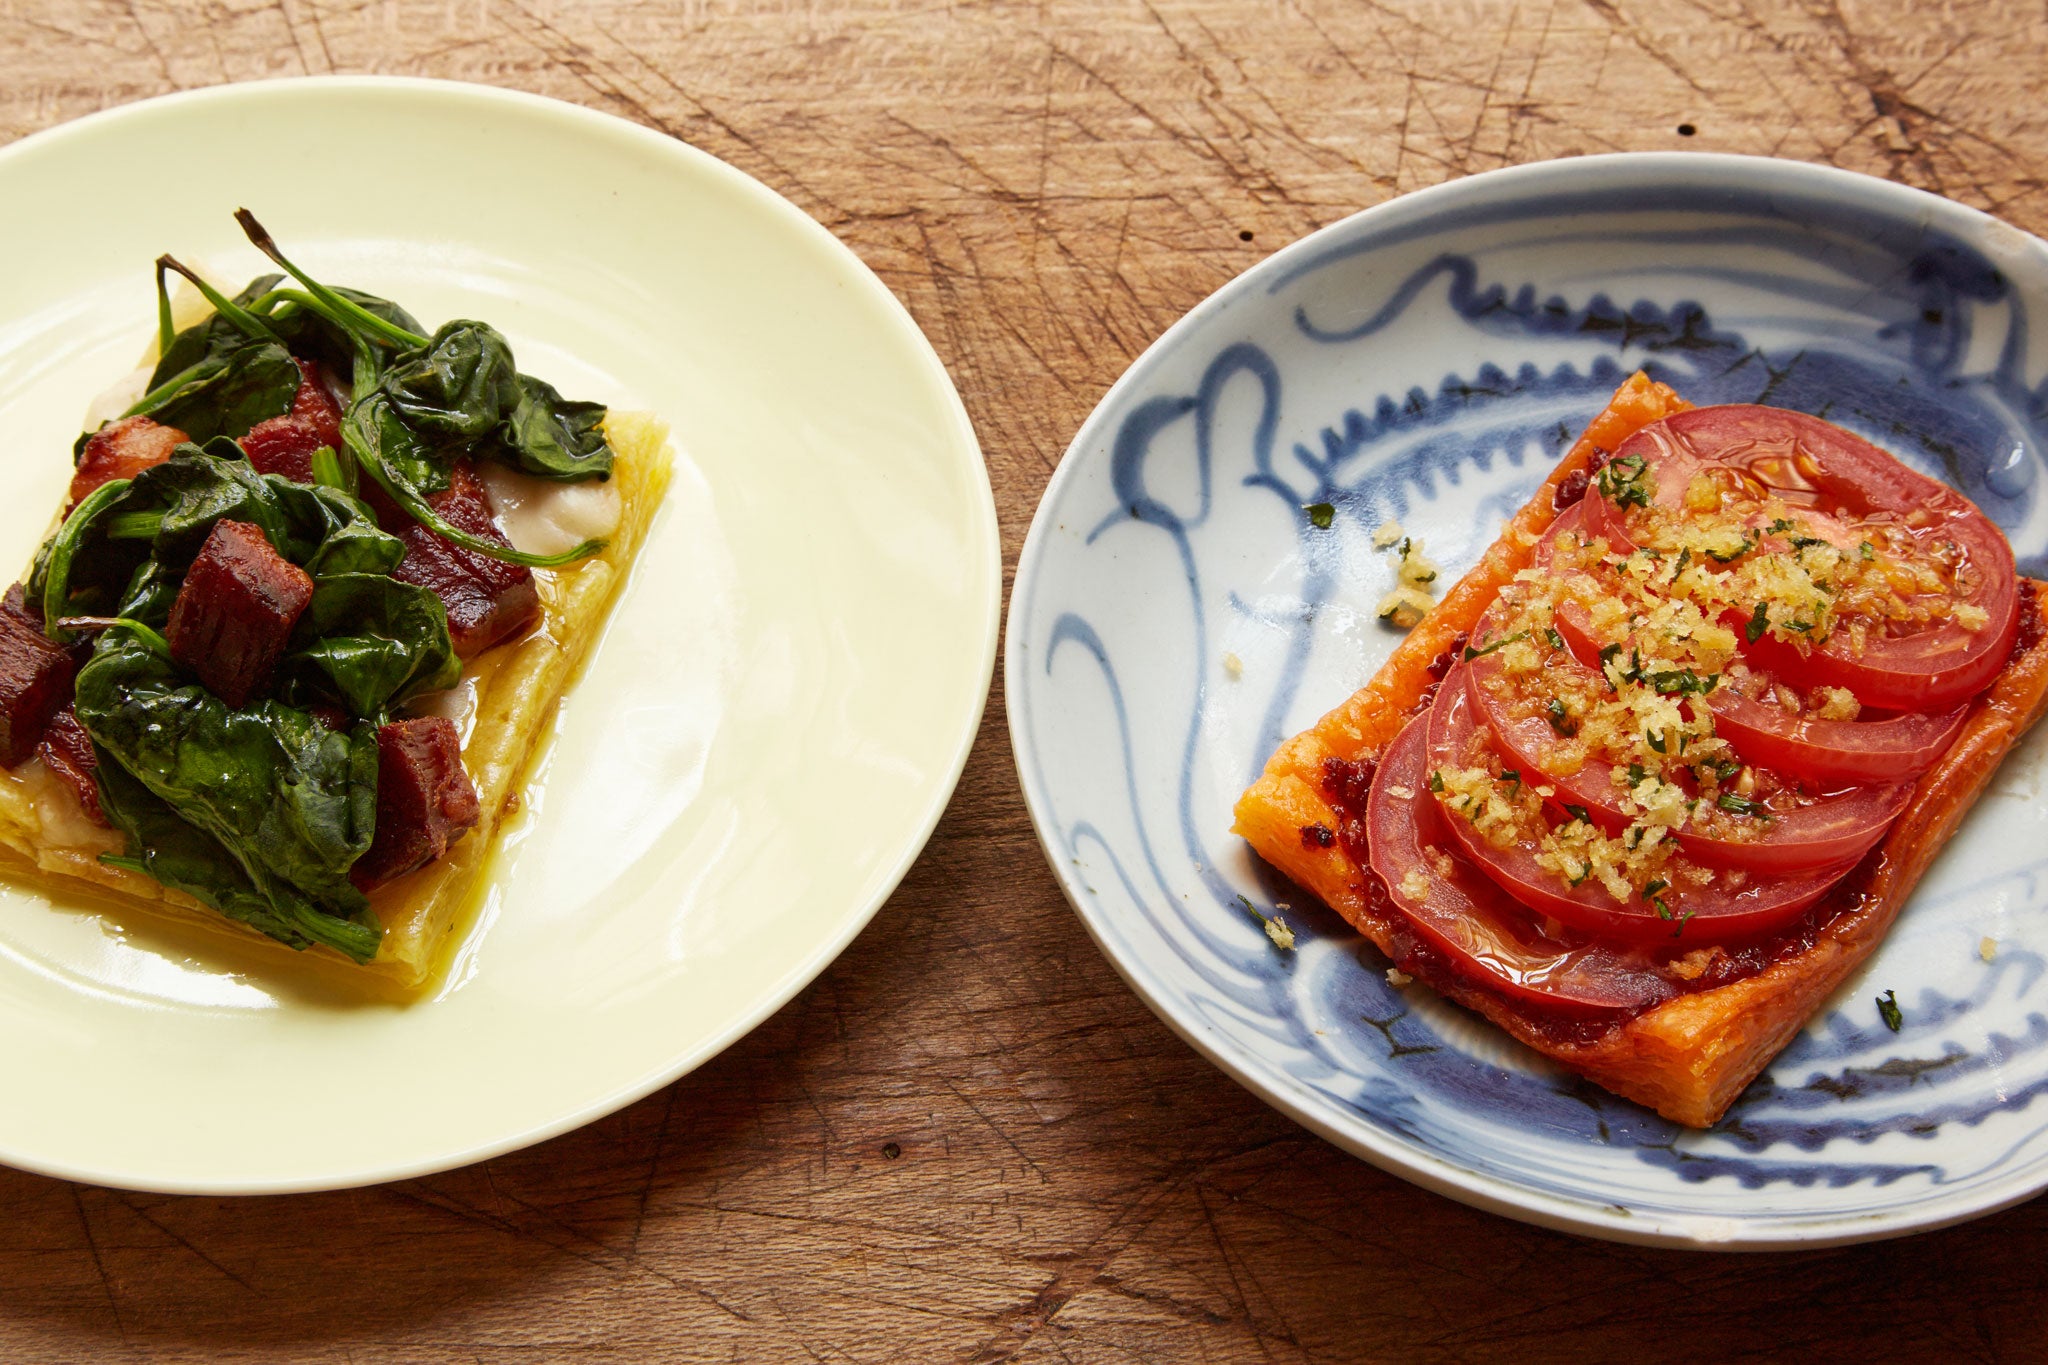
[240,360,344,483]
[0,585,76,766]
[70,415,188,509]
[391,463,539,657]
[36,706,105,826]
[351,716,479,890]
[165,520,315,709]
[240,415,326,483]
[288,357,343,453]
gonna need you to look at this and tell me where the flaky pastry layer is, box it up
[0,413,672,993]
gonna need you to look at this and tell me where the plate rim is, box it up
[0,75,1002,1195]
[1005,149,2048,1250]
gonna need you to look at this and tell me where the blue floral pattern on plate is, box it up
[1006,154,2048,1248]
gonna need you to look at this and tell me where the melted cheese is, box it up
[478,463,622,558]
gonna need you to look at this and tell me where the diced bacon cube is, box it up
[241,415,327,483]
[0,585,76,766]
[36,706,104,826]
[69,415,188,509]
[351,716,479,890]
[240,359,343,484]
[289,358,343,453]
[391,463,539,657]
[165,520,315,708]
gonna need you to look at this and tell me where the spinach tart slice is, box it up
[0,216,671,992]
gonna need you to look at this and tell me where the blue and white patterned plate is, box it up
[1006,154,2048,1248]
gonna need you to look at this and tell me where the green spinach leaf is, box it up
[382,321,523,445]
[144,341,302,443]
[76,631,382,961]
[283,573,460,717]
[148,275,285,389]
[498,375,612,481]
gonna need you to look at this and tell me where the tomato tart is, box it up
[1233,372,2048,1127]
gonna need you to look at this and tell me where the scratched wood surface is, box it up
[3,2,2047,1361]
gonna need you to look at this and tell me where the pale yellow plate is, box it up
[0,78,998,1192]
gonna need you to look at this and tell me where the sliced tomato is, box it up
[1364,712,1676,1017]
[1606,405,2019,711]
[1423,677,1853,943]
[1533,495,1628,569]
[1705,689,1967,787]
[1464,642,1907,871]
[1549,599,1966,788]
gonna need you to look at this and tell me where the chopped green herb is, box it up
[1627,762,1646,785]
[1651,896,1674,921]
[1670,547,1692,581]
[1672,908,1695,938]
[1785,618,1814,632]
[1789,534,1828,553]
[1464,629,1530,661]
[1499,768,1521,784]
[1647,667,1713,697]
[1876,989,1903,1032]
[1624,825,1644,851]
[1563,804,1591,825]
[1428,770,1445,794]
[1647,729,1669,754]
[1717,792,1766,817]
[1545,627,1565,652]
[1859,541,1876,561]
[1545,697,1577,736]
[1767,517,1795,534]
[1595,453,1651,509]
[1640,878,1669,900]
[1745,601,1769,644]
[1304,502,1335,529]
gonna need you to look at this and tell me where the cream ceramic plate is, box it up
[0,78,998,1193]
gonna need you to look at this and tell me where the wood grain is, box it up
[4,1,2048,1360]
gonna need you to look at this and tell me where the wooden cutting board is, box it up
[2,2,2044,1360]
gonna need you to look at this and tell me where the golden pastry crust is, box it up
[0,413,672,993]
[1232,374,2048,1127]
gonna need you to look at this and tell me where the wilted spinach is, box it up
[42,213,622,957]
[229,211,613,562]
[35,443,457,719]
[78,629,382,961]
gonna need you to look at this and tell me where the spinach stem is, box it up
[153,258,177,358]
[121,357,220,419]
[310,445,353,493]
[156,256,282,345]
[40,478,133,640]
[350,429,603,569]
[106,511,164,541]
[58,616,173,658]
[234,211,429,349]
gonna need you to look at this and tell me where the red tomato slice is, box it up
[1466,607,1908,872]
[1607,405,2019,711]
[1549,599,1967,787]
[1424,676,1853,943]
[1364,711,1677,1017]
[1705,689,1967,787]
